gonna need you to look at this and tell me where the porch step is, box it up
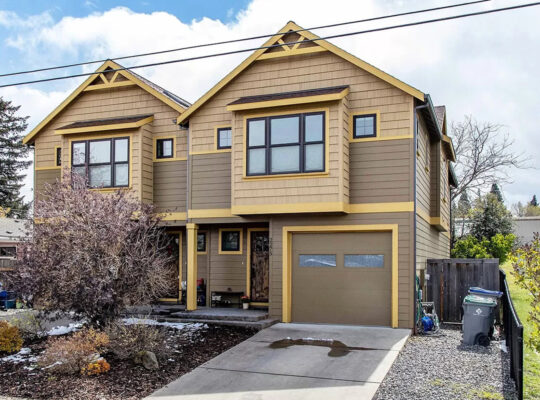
[170,308,268,322]
[160,317,279,331]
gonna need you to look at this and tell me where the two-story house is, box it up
[24,22,456,329]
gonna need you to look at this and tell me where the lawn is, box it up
[501,262,540,400]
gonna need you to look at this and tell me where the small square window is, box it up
[55,147,62,167]
[0,246,16,258]
[217,128,232,149]
[221,230,241,253]
[197,232,206,253]
[353,114,376,138]
[156,138,174,159]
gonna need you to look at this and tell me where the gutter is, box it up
[424,94,443,140]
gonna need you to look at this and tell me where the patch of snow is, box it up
[47,322,83,336]
[302,337,334,342]
[121,317,206,330]
[500,340,508,353]
[0,347,38,364]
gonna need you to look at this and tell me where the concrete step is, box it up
[160,317,279,331]
[170,309,268,322]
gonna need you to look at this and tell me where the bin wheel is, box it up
[476,333,490,347]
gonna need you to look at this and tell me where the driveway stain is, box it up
[269,338,382,357]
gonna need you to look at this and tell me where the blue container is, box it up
[468,287,503,299]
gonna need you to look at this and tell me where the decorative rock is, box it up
[134,350,159,370]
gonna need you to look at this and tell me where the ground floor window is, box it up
[219,229,243,254]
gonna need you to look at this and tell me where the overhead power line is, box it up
[1,1,539,89]
[0,0,490,78]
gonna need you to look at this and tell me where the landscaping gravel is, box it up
[375,324,518,400]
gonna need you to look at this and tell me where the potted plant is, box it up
[241,296,250,310]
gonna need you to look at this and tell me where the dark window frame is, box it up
[156,138,174,159]
[246,111,325,176]
[217,127,232,149]
[221,230,241,252]
[352,113,377,139]
[197,232,207,253]
[71,137,130,188]
[55,147,62,167]
[0,246,16,258]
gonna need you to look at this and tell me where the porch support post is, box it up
[186,223,198,311]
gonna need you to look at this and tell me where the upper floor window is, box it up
[353,114,376,138]
[55,147,62,167]
[156,138,174,159]
[246,112,325,176]
[71,137,129,188]
[217,127,232,149]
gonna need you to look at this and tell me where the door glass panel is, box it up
[114,138,129,162]
[89,165,111,187]
[299,254,336,267]
[270,116,299,144]
[89,140,111,164]
[248,120,265,146]
[305,114,323,142]
[344,254,384,268]
[72,142,86,165]
[114,164,129,186]
[248,148,266,175]
[305,143,323,171]
[271,146,299,173]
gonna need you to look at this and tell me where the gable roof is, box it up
[23,60,190,145]
[177,21,425,125]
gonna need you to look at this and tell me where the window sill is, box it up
[90,187,132,192]
[243,171,328,180]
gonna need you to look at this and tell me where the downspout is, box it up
[184,122,191,224]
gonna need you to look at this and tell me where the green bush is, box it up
[451,233,515,263]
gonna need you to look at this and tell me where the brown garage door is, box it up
[292,232,392,326]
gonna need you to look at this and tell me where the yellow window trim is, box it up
[152,135,186,162]
[197,230,208,255]
[55,115,154,135]
[257,46,327,60]
[214,125,233,153]
[349,109,381,142]
[242,107,330,179]
[218,228,243,255]
[23,60,187,145]
[67,132,133,190]
[281,224,399,328]
[227,87,348,112]
[158,212,188,221]
[188,208,233,219]
[177,21,424,125]
[246,227,269,301]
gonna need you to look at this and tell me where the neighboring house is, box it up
[24,22,456,329]
[0,218,27,272]
[513,217,540,244]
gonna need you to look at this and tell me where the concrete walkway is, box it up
[148,323,410,400]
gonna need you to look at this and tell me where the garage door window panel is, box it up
[299,254,336,267]
[344,254,384,268]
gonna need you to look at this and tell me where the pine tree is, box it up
[470,193,513,240]
[531,195,538,207]
[457,191,472,218]
[0,97,31,218]
[490,183,504,203]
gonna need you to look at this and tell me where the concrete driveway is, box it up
[148,323,410,400]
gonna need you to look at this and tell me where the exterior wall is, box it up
[191,153,232,210]
[153,161,187,213]
[268,212,415,329]
[514,217,540,244]
[416,117,431,214]
[35,169,61,200]
[415,216,451,271]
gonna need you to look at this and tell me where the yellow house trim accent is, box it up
[83,80,136,91]
[213,125,233,153]
[242,107,330,179]
[348,202,414,213]
[282,224,399,328]
[190,150,232,156]
[226,88,348,112]
[35,166,62,171]
[188,208,233,219]
[349,109,381,142]
[257,46,327,60]
[233,202,347,215]
[177,21,424,125]
[186,223,198,311]
[218,228,243,255]
[159,212,188,221]
[416,208,450,232]
[152,135,182,162]
[55,115,154,135]
[291,35,305,50]
[351,135,414,143]
[23,60,187,145]
[246,227,269,302]
[442,135,456,162]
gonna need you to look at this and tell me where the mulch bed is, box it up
[0,324,256,400]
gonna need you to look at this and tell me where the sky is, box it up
[0,0,538,207]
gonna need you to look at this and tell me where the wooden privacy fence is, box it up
[426,258,500,322]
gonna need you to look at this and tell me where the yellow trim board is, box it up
[281,224,399,328]
[257,46,327,60]
[226,88,349,112]
[232,202,347,215]
[55,115,154,135]
[218,228,243,255]
[246,227,269,300]
[35,166,62,171]
[158,212,188,221]
[350,135,414,143]
[416,208,450,232]
[23,60,187,145]
[349,109,381,142]
[189,208,233,219]
[186,223,198,311]
[214,125,233,153]
[177,21,423,125]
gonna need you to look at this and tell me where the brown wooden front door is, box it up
[250,230,269,303]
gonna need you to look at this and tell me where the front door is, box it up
[162,232,182,302]
[250,230,269,303]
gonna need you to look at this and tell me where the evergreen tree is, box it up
[470,193,513,240]
[531,195,538,207]
[0,97,31,218]
[457,191,472,218]
[490,183,504,203]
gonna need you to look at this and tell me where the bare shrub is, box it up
[105,321,170,361]
[0,321,23,354]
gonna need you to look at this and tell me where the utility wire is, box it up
[0,0,490,78]
[1,1,539,89]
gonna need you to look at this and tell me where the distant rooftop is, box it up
[0,218,28,242]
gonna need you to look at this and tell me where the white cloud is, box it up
[0,10,53,29]
[1,0,540,204]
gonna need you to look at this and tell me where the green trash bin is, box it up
[462,294,497,346]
